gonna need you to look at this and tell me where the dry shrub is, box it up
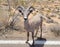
[46,17,54,23]
[50,24,60,36]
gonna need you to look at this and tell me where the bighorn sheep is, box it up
[17,6,36,45]
[17,6,51,45]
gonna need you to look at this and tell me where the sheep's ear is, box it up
[28,6,35,13]
[16,6,25,14]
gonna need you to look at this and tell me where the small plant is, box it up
[50,24,60,36]
[46,17,54,23]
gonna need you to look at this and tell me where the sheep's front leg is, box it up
[32,32,34,45]
[26,32,29,43]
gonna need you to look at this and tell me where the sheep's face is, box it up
[17,6,35,21]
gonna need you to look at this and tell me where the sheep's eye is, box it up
[30,10,33,13]
[19,10,22,13]
[19,10,24,15]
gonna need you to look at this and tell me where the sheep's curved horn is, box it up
[16,6,25,14]
[27,6,35,14]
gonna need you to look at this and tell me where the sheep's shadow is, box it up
[26,37,46,47]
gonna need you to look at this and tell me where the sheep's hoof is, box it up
[32,43,35,46]
[26,41,28,43]
[34,35,36,37]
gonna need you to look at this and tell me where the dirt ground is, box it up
[0,29,59,40]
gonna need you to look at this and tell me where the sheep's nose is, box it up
[24,18,27,21]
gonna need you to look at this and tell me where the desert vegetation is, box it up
[50,24,60,36]
[0,0,60,39]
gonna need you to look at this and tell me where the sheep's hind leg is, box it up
[40,17,43,38]
[26,32,29,43]
[34,29,38,37]
[40,22,42,38]
[40,26,42,38]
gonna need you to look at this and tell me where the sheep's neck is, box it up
[24,20,32,31]
[24,20,30,27]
